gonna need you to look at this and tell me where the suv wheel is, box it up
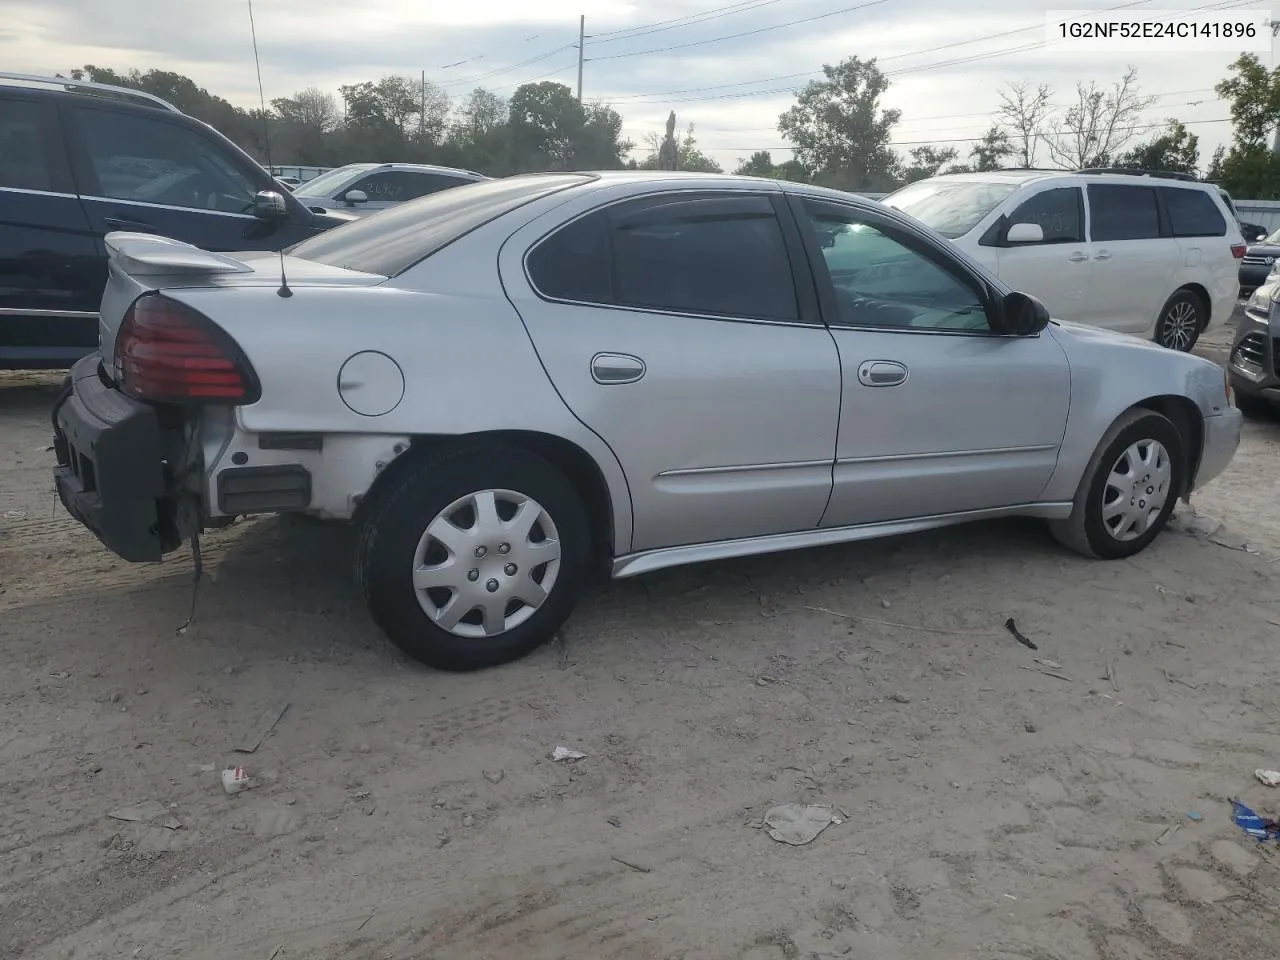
[356,444,590,671]
[1154,290,1204,352]
[1050,409,1185,560]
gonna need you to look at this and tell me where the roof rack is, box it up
[1075,167,1200,182]
[0,72,181,114]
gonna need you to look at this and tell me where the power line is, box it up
[440,44,574,89]
[586,0,892,63]
[589,0,786,45]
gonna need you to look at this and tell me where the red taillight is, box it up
[115,294,259,403]
[1232,244,1247,259]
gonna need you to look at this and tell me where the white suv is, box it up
[883,170,1244,351]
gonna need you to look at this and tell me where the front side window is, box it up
[1005,187,1083,243]
[805,205,990,332]
[0,99,52,191]
[74,108,258,214]
[348,170,415,201]
[527,194,800,322]
[1161,187,1226,238]
[1088,184,1160,241]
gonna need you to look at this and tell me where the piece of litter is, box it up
[1106,661,1120,693]
[107,800,182,829]
[1034,658,1063,671]
[1155,824,1180,845]
[233,701,290,754]
[220,766,256,795]
[763,803,834,846]
[1186,811,1203,822]
[1231,798,1280,842]
[611,855,652,873]
[1003,894,1019,901]
[3,510,27,520]
[1017,664,1073,683]
[888,693,912,704]
[1255,769,1280,787]
[551,746,586,762]
[1004,617,1037,650]
[482,769,505,784]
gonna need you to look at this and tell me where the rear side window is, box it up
[291,174,592,276]
[527,194,799,322]
[0,99,52,191]
[1005,187,1083,243]
[1161,187,1226,237]
[1088,184,1160,241]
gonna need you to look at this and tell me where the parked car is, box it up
[53,172,1242,672]
[290,162,489,217]
[1229,279,1280,414]
[0,72,355,370]
[882,169,1243,352]
[275,175,302,190]
[1238,226,1280,299]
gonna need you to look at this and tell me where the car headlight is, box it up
[1247,285,1273,313]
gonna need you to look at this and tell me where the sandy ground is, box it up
[2,325,1280,960]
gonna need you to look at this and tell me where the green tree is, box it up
[1113,119,1199,174]
[777,56,900,190]
[638,121,722,172]
[734,150,777,177]
[969,125,1013,172]
[900,144,958,183]
[1214,54,1280,197]
[508,81,585,170]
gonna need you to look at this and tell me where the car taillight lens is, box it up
[116,294,260,404]
[1232,244,1247,259]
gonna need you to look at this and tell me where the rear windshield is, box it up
[290,174,593,276]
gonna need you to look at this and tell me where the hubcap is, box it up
[411,489,561,639]
[1159,301,1197,351]
[1101,439,1171,542]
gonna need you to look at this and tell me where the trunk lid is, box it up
[98,232,385,373]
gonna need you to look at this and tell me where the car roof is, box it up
[326,162,487,179]
[919,169,1220,191]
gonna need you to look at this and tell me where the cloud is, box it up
[1,0,1247,169]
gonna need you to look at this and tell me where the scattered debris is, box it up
[1017,664,1073,683]
[888,693,912,704]
[607,816,622,828]
[803,605,1002,636]
[221,766,256,795]
[1005,618,1038,650]
[763,803,834,846]
[107,800,182,830]
[611,855,652,873]
[1255,769,1280,788]
[551,746,587,762]
[1023,721,1038,734]
[1156,824,1180,845]
[482,769,505,784]
[1163,669,1198,690]
[880,599,891,609]
[1106,661,1120,693]
[356,911,375,931]
[3,509,27,520]
[233,702,290,754]
[1231,799,1280,842]
[1034,658,1064,671]
[756,676,777,687]
[462,815,475,827]
[1187,811,1203,822]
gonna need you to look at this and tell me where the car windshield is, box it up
[1264,227,1280,244]
[289,174,593,276]
[293,166,370,198]
[883,180,1021,239]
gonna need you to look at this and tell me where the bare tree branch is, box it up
[1045,66,1157,169]
[996,81,1052,168]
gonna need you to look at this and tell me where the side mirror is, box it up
[252,190,288,223]
[344,189,368,206]
[1005,222,1044,244]
[999,291,1051,336]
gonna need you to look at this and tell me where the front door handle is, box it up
[857,360,908,387]
[1094,250,1112,261]
[1068,251,1088,262]
[104,216,156,232]
[591,352,646,384]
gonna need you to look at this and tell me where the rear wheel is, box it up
[1153,290,1204,352]
[356,444,590,671]
[1050,409,1185,560]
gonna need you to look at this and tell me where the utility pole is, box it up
[420,69,426,140]
[577,15,585,102]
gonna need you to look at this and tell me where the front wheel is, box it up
[1050,409,1185,560]
[1153,290,1204,352]
[356,444,590,671]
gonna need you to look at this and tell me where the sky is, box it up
[2,0,1273,170]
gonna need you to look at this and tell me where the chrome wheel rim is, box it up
[1159,300,1197,351]
[412,489,561,639]
[1101,439,1171,542]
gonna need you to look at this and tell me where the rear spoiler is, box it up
[105,232,254,277]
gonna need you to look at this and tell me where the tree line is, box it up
[65,54,1280,197]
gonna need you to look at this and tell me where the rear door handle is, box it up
[104,216,156,232]
[1068,251,1088,262]
[1094,250,1112,261]
[857,360,908,387]
[591,352,646,384]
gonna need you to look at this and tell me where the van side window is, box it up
[1161,187,1227,238]
[1088,184,1160,241]
[1005,188,1083,243]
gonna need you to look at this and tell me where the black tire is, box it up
[1049,409,1185,560]
[1153,290,1204,352]
[356,443,590,672]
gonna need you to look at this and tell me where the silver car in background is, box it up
[52,172,1242,673]
[291,161,488,216]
